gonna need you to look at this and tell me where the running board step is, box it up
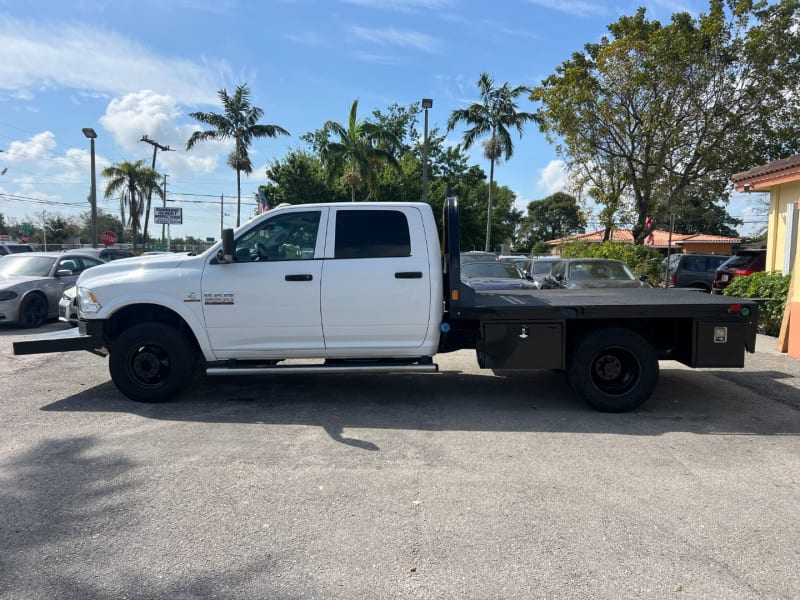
[206,362,439,376]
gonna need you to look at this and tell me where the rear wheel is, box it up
[17,293,48,328]
[109,322,195,402]
[566,327,658,412]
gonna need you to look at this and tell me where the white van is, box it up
[0,242,33,256]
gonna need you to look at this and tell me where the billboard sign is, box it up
[154,207,183,225]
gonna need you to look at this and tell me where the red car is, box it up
[711,249,766,294]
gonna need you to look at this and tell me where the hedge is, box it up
[723,271,792,336]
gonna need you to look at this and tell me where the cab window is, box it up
[234,211,321,262]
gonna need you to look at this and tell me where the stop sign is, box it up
[19,235,29,243]
[101,231,118,246]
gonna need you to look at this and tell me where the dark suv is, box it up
[664,253,730,292]
[711,248,766,295]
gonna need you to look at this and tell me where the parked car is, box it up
[460,261,537,291]
[523,257,563,288]
[460,251,497,264]
[0,242,33,256]
[541,258,650,289]
[0,252,105,328]
[711,248,767,295]
[58,285,79,327]
[664,253,730,292]
[66,247,134,261]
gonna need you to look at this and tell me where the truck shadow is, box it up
[41,367,800,448]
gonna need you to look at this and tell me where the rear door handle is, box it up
[395,271,423,279]
[285,274,313,281]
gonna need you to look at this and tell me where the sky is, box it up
[0,0,767,243]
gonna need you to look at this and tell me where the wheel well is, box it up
[105,304,201,353]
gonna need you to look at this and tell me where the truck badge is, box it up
[714,327,728,343]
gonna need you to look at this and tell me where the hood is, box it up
[76,252,200,288]
[571,280,647,289]
[0,273,49,288]
[465,278,537,290]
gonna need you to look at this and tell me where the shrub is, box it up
[557,241,663,284]
[723,271,792,336]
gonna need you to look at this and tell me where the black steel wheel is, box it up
[109,322,195,402]
[17,293,48,328]
[566,327,659,412]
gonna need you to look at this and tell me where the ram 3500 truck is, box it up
[14,197,758,412]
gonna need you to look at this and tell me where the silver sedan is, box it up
[0,252,105,328]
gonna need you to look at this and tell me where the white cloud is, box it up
[0,15,225,106]
[6,132,57,161]
[526,0,606,17]
[342,0,454,11]
[348,26,441,53]
[537,159,567,194]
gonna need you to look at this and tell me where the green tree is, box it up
[320,99,402,201]
[264,149,343,205]
[101,160,164,252]
[533,1,800,243]
[447,72,538,251]
[186,83,290,226]
[519,192,586,250]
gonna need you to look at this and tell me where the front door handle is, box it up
[395,271,423,279]
[285,274,313,281]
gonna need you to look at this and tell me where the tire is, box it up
[566,327,659,412]
[17,293,48,328]
[109,322,196,402]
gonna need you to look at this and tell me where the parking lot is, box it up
[1,322,799,599]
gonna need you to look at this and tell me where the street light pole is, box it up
[82,128,98,248]
[421,98,433,203]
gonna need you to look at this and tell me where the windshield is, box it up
[461,262,524,279]
[569,260,635,281]
[532,260,560,274]
[0,255,56,277]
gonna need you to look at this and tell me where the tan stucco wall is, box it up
[767,181,800,272]
[677,243,735,255]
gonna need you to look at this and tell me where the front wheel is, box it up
[109,322,196,402]
[17,293,48,328]
[566,327,659,412]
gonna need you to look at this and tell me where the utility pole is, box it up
[161,174,169,250]
[140,135,174,249]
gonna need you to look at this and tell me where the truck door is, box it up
[320,206,432,349]
[201,208,327,356]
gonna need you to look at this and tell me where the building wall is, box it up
[767,181,800,272]
[677,243,735,255]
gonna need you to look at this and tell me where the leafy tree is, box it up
[320,99,402,201]
[264,149,343,205]
[447,72,538,251]
[518,192,586,251]
[532,1,800,243]
[101,160,164,252]
[186,83,290,226]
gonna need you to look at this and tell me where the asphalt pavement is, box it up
[1,323,798,599]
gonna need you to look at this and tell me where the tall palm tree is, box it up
[186,83,289,226]
[102,160,164,252]
[447,72,538,252]
[320,99,401,201]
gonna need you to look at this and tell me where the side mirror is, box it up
[218,228,234,263]
[639,274,649,281]
[55,269,74,277]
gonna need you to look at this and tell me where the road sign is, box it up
[19,223,31,235]
[101,231,118,246]
[154,207,183,225]
[19,235,29,243]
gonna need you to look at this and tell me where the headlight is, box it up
[0,290,19,301]
[77,287,102,314]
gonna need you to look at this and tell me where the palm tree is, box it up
[102,160,164,252]
[320,99,401,202]
[447,73,537,252]
[186,83,289,226]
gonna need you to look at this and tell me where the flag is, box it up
[257,189,269,214]
[645,215,655,246]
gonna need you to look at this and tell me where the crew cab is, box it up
[14,198,759,412]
